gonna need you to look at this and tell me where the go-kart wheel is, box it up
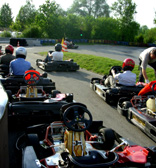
[24,71,40,85]
[52,90,61,98]
[151,83,156,94]
[6,90,12,102]
[63,105,92,132]
[36,59,42,65]
[122,101,132,109]
[27,134,39,146]
[99,128,115,150]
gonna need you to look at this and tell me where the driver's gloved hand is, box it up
[100,79,104,85]
[145,79,150,83]
[111,69,115,75]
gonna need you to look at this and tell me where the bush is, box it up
[134,34,144,43]
[144,28,156,43]
[22,25,42,38]
[0,30,12,37]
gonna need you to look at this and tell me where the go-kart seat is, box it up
[116,84,143,92]
[68,150,118,167]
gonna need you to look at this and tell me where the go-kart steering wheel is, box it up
[151,83,156,94]
[63,105,92,132]
[24,71,40,85]
[109,66,122,75]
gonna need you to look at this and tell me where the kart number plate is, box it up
[132,114,145,126]
[96,88,102,94]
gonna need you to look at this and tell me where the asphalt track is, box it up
[3,44,155,147]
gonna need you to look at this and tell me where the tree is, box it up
[154,11,156,25]
[12,0,37,31]
[138,25,149,34]
[91,17,120,40]
[68,0,110,18]
[35,0,58,38]
[22,25,42,38]
[63,14,85,39]
[144,28,156,43]
[0,3,13,28]
[111,0,138,41]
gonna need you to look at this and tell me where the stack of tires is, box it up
[10,38,28,46]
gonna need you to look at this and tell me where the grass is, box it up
[39,51,155,82]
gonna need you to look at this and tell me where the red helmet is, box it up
[122,58,135,71]
[5,45,14,54]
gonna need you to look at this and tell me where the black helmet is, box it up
[55,43,62,51]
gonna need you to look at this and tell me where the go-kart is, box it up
[67,43,79,49]
[8,70,73,127]
[36,59,79,72]
[0,64,9,77]
[36,56,79,72]
[0,69,55,94]
[15,102,156,168]
[90,66,144,105]
[117,81,156,142]
[0,45,3,55]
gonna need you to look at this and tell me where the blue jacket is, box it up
[10,58,31,75]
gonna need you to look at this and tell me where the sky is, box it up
[0,0,156,29]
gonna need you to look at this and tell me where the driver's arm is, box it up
[47,52,53,60]
[142,69,149,83]
[111,69,116,78]
[48,52,52,57]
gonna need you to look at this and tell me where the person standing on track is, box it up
[139,47,156,83]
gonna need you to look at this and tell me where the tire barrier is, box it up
[8,38,156,47]
[10,38,28,46]
[40,39,56,45]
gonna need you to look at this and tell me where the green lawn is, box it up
[39,51,155,82]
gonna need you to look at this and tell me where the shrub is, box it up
[22,25,42,38]
[0,30,12,37]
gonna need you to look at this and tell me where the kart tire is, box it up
[27,134,39,147]
[121,101,132,117]
[93,80,99,84]
[52,90,61,98]
[6,90,12,102]
[99,128,115,150]
[27,134,44,159]
[36,59,42,66]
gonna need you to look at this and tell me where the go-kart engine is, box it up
[146,97,156,115]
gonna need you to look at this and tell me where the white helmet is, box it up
[16,47,27,58]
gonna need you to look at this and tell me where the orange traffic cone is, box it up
[62,41,68,52]
[17,41,20,47]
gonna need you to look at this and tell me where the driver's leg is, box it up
[104,76,116,87]
[139,67,144,82]
[138,59,144,82]
[149,62,156,78]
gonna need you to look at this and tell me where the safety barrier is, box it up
[10,38,28,46]
[2,37,155,47]
[40,39,56,45]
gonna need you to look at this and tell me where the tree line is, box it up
[0,0,156,44]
